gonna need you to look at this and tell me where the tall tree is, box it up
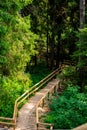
[78,0,85,88]
[0,0,38,117]
[80,0,85,29]
[20,0,80,69]
[0,0,37,76]
[79,0,85,64]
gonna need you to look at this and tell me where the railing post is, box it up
[42,99,44,108]
[11,118,16,130]
[36,123,39,130]
[58,80,61,90]
[48,92,50,101]
[55,82,59,93]
[54,85,56,93]
[50,125,53,130]
[14,125,16,130]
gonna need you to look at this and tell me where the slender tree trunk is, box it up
[50,33,55,69]
[46,1,49,67]
[56,32,61,68]
[49,0,55,69]
[78,0,85,89]
[46,30,49,67]
[79,0,85,62]
[80,0,85,29]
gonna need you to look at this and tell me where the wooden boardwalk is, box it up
[15,79,59,130]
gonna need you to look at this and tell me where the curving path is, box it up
[15,78,59,130]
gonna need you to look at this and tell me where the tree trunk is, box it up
[56,32,61,68]
[49,0,55,69]
[50,34,55,69]
[78,0,85,89]
[80,0,85,29]
[46,1,49,67]
[79,0,85,62]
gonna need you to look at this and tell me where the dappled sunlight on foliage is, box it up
[0,0,38,117]
[0,73,32,117]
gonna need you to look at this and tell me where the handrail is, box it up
[0,67,61,129]
[36,80,60,130]
[0,60,75,129]
[13,67,61,128]
[35,61,77,130]
[0,116,15,126]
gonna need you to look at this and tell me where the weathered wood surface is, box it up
[16,79,59,130]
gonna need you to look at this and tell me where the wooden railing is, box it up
[0,67,61,130]
[0,60,76,129]
[0,117,15,126]
[36,79,60,130]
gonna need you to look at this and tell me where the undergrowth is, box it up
[0,65,51,117]
[29,65,51,85]
[45,86,87,129]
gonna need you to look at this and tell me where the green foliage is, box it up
[0,75,32,117]
[0,0,38,75]
[0,65,50,117]
[0,0,86,120]
[0,0,38,117]
[29,65,51,85]
[73,28,87,67]
[45,86,87,129]
[84,85,87,93]
[58,65,78,86]
[4,14,38,75]
[72,28,87,88]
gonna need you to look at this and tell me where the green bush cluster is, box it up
[0,0,38,117]
[30,65,51,85]
[0,65,50,117]
[58,66,78,87]
[45,86,87,129]
[0,73,32,117]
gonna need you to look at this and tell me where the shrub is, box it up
[45,86,87,129]
[57,66,78,87]
[0,73,32,117]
